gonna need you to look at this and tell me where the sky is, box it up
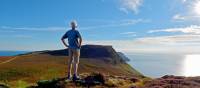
[0,0,200,53]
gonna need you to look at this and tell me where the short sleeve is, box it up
[62,32,68,39]
[76,31,82,38]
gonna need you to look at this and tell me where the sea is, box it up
[126,53,200,78]
[0,51,29,56]
[1,51,200,78]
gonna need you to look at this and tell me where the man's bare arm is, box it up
[61,38,68,48]
[79,37,82,48]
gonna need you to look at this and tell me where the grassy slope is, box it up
[0,53,143,87]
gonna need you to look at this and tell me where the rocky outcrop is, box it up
[117,52,130,61]
[28,73,141,88]
[143,75,200,88]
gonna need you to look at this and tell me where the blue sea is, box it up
[0,51,29,56]
[126,53,200,78]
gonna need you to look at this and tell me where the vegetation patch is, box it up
[0,68,40,81]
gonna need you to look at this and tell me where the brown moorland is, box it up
[0,45,143,87]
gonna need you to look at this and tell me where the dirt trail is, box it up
[0,54,32,65]
[0,56,18,65]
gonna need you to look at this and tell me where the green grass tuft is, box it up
[16,80,29,88]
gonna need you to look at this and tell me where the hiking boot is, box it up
[64,74,72,83]
[66,74,72,80]
[72,74,80,81]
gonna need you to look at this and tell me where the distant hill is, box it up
[29,45,129,64]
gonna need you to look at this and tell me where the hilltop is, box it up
[35,45,128,64]
[0,45,143,87]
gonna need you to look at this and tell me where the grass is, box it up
[119,63,142,76]
[0,53,143,87]
[39,67,63,80]
[0,68,40,81]
[15,80,29,88]
[0,67,64,87]
[133,77,152,87]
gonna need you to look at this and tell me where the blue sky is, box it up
[0,0,200,53]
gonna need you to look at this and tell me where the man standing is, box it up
[61,20,82,81]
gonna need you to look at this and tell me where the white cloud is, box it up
[172,15,200,22]
[120,32,136,35]
[85,34,200,53]
[72,19,148,30]
[172,0,200,22]
[173,14,186,21]
[85,25,200,53]
[0,26,66,32]
[120,0,143,14]
[120,32,137,37]
[0,19,149,32]
[135,34,200,44]
[148,25,200,34]
[193,0,200,15]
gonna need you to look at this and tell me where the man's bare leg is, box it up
[68,61,73,78]
[73,49,80,78]
[73,62,79,77]
[67,49,73,79]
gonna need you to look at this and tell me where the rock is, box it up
[0,84,9,88]
[161,75,184,79]
[129,77,140,83]
[32,73,106,88]
[83,72,105,86]
[36,78,65,88]
[129,85,137,88]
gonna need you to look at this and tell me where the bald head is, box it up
[70,20,77,29]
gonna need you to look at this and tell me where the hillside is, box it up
[0,45,143,87]
[1,45,200,88]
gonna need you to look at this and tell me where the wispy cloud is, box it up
[85,34,200,53]
[81,19,149,30]
[0,19,148,32]
[0,26,66,32]
[120,32,136,35]
[86,25,200,53]
[148,25,200,34]
[172,15,200,22]
[120,32,137,37]
[173,14,186,21]
[119,0,143,14]
[135,34,200,45]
